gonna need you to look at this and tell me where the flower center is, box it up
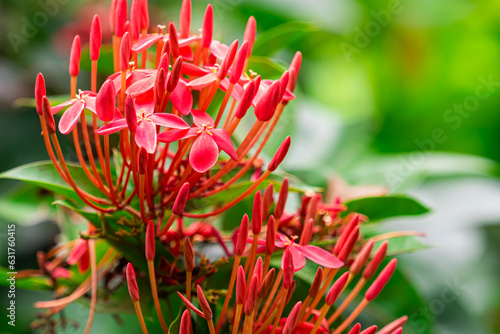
[197,123,213,136]
[137,109,153,124]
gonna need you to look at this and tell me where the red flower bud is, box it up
[168,22,179,59]
[137,147,148,175]
[282,248,294,289]
[42,96,55,134]
[262,183,274,219]
[120,32,131,72]
[268,136,291,172]
[300,218,314,246]
[173,182,190,215]
[126,263,140,302]
[69,35,81,77]
[309,267,323,298]
[129,0,141,41]
[158,51,170,74]
[258,268,275,299]
[360,326,378,334]
[377,316,408,334]
[35,73,46,116]
[274,177,288,219]
[285,280,296,304]
[125,95,137,132]
[201,4,213,49]
[244,274,259,315]
[243,16,256,58]
[179,310,191,334]
[333,214,360,255]
[365,258,397,301]
[255,80,280,121]
[115,0,127,38]
[110,0,118,34]
[90,15,102,61]
[179,0,191,38]
[252,75,262,98]
[167,56,183,92]
[350,239,374,276]
[348,323,361,334]
[287,51,302,93]
[196,285,212,320]
[229,41,248,84]
[235,79,256,119]
[388,328,402,334]
[265,216,276,256]
[282,301,302,334]
[252,190,263,235]
[177,292,204,317]
[278,70,290,101]
[155,68,166,106]
[338,226,360,262]
[235,214,249,256]
[96,79,116,122]
[145,220,155,260]
[140,0,149,30]
[217,40,238,80]
[326,272,349,305]
[363,241,388,280]
[253,257,263,283]
[236,265,246,305]
[184,237,194,272]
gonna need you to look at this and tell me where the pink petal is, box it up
[186,72,217,90]
[51,267,71,279]
[126,74,156,96]
[135,120,157,153]
[67,239,88,265]
[179,35,200,47]
[96,118,128,135]
[179,45,194,61]
[276,233,290,243]
[299,245,344,269]
[282,245,306,272]
[181,63,211,77]
[191,109,214,127]
[158,128,198,142]
[84,96,97,113]
[134,94,155,115]
[211,129,238,160]
[220,78,244,100]
[150,113,189,129]
[58,101,85,134]
[131,34,162,53]
[170,80,193,115]
[51,100,74,114]
[189,132,218,173]
[209,40,229,59]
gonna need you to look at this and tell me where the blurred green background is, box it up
[1,0,499,333]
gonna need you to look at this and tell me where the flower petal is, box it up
[131,34,162,53]
[126,74,156,96]
[150,113,189,129]
[158,128,191,142]
[51,100,74,114]
[186,72,217,90]
[209,40,229,59]
[189,132,218,173]
[84,96,97,113]
[211,129,238,161]
[58,101,85,134]
[96,118,128,135]
[282,245,306,272]
[191,109,214,127]
[135,120,157,153]
[299,245,344,269]
[170,80,193,115]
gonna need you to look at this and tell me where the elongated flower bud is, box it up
[243,16,256,58]
[348,324,361,334]
[236,266,246,305]
[282,248,294,289]
[120,32,131,72]
[333,214,360,255]
[278,70,290,101]
[184,237,194,272]
[110,0,117,34]
[258,268,275,299]
[252,191,263,235]
[218,40,238,80]
[265,216,276,256]
[145,220,155,261]
[158,51,170,74]
[137,147,148,175]
[377,316,408,334]
[338,226,360,262]
[196,285,212,320]
[179,310,191,334]
[35,73,46,116]
[96,79,116,122]
[253,257,263,283]
[288,51,302,92]
[255,80,280,121]
[140,0,149,30]
[202,4,213,49]
[363,241,388,280]
[173,182,190,215]
[155,68,166,106]
[126,263,140,302]
[326,272,349,305]
[350,239,375,276]
[235,214,249,256]
[300,218,314,246]
[262,183,274,219]
[129,0,141,41]
[282,301,302,334]
[167,56,183,92]
[229,41,248,84]
[125,95,137,132]
[285,281,296,304]
[168,22,179,59]
[274,177,288,219]
[268,136,291,171]
[360,326,378,334]
[69,35,81,77]
[309,267,323,298]
[244,274,259,315]
[235,79,256,119]
[179,0,191,38]
[42,96,55,133]
[90,15,102,61]
[115,0,127,38]
[365,258,397,301]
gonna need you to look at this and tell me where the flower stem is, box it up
[133,300,149,334]
[331,299,369,334]
[147,260,168,333]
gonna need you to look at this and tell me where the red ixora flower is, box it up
[96,99,189,153]
[276,233,343,271]
[51,90,97,134]
[157,109,238,173]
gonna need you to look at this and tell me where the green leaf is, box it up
[378,236,431,256]
[0,267,53,291]
[253,21,318,56]
[343,196,430,222]
[13,95,71,109]
[0,161,103,201]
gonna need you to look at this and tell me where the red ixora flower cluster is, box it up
[28,1,411,333]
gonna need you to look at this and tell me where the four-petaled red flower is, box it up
[96,100,189,153]
[52,90,99,135]
[158,109,238,173]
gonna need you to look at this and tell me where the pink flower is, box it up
[67,238,90,274]
[51,91,97,134]
[158,109,238,173]
[275,233,343,271]
[96,99,189,153]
